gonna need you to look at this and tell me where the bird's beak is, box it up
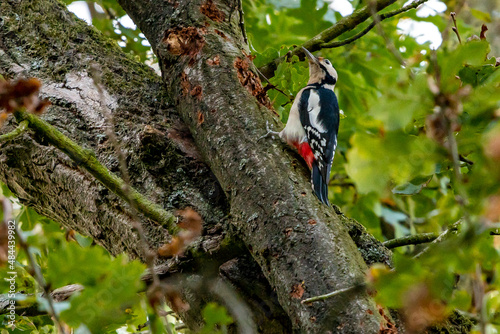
[302,47,320,66]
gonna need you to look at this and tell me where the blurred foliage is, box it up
[63,0,153,63]
[0,190,152,332]
[1,0,500,332]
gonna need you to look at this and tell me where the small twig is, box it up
[90,66,161,281]
[255,67,291,100]
[259,0,430,78]
[322,23,376,48]
[322,0,429,49]
[174,324,188,330]
[451,12,462,44]
[13,110,177,233]
[440,0,466,45]
[14,216,67,333]
[259,0,399,77]
[459,155,473,165]
[474,264,487,333]
[90,67,165,334]
[210,279,257,332]
[369,0,408,68]
[301,283,365,304]
[237,0,248,44]
[0,120,29,144]
[413,220,461,258]
[383,232,439,249]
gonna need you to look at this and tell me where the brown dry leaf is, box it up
[0,78,51,124]
[164,286,190,313]
[158,236,183,257]
[402,284,447,333]
[200,0,225,22]
[426,112,447,145]
[177,207,203,235]
[485,134,500,161]
[147,284,164,308]
[158,208,203,258]
[480,24,488,40]
[290,282,305,299]
[484,195,500,222]
[234,57,273,110]
[65,229,77,242]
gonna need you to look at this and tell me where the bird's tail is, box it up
[311,162,330,206]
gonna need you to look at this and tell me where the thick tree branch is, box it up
[13,110,177,233]
[0,1,290,331]
[118,0,385,331]
[322,0,429,48]
[258,0,398,78]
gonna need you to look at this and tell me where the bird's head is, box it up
[302,47,338,88]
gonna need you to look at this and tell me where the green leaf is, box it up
[439,40,490,93]
[346,132,436,195]
[458,64,499,87]
[470,9,491,22]
[46,243,112,288]
[450,289,472,311]
[16,207,44,231]
[200,302,233,334]
[57,252,145,332]
[74,234,93,248]
[1,182,14,197]
[393,176,433,195]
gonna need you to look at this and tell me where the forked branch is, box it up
[259,0,429,78]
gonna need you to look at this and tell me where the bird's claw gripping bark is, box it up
[258,120,280,140]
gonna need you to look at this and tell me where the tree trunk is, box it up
[0,0,395,332]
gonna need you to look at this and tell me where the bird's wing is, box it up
[298,87,339,184]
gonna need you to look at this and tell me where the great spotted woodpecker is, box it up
[262,47,339,205]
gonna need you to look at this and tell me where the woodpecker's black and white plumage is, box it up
[264,47,339,205]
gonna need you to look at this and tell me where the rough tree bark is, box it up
[118,0,385,332]
[0,0,399,333]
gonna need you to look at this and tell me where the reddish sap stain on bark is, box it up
[200,0,225,22]
[234,57,273,110]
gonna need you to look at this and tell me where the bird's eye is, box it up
[325,59,331,65]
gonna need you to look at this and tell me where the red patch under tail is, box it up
[294,142,314,169]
